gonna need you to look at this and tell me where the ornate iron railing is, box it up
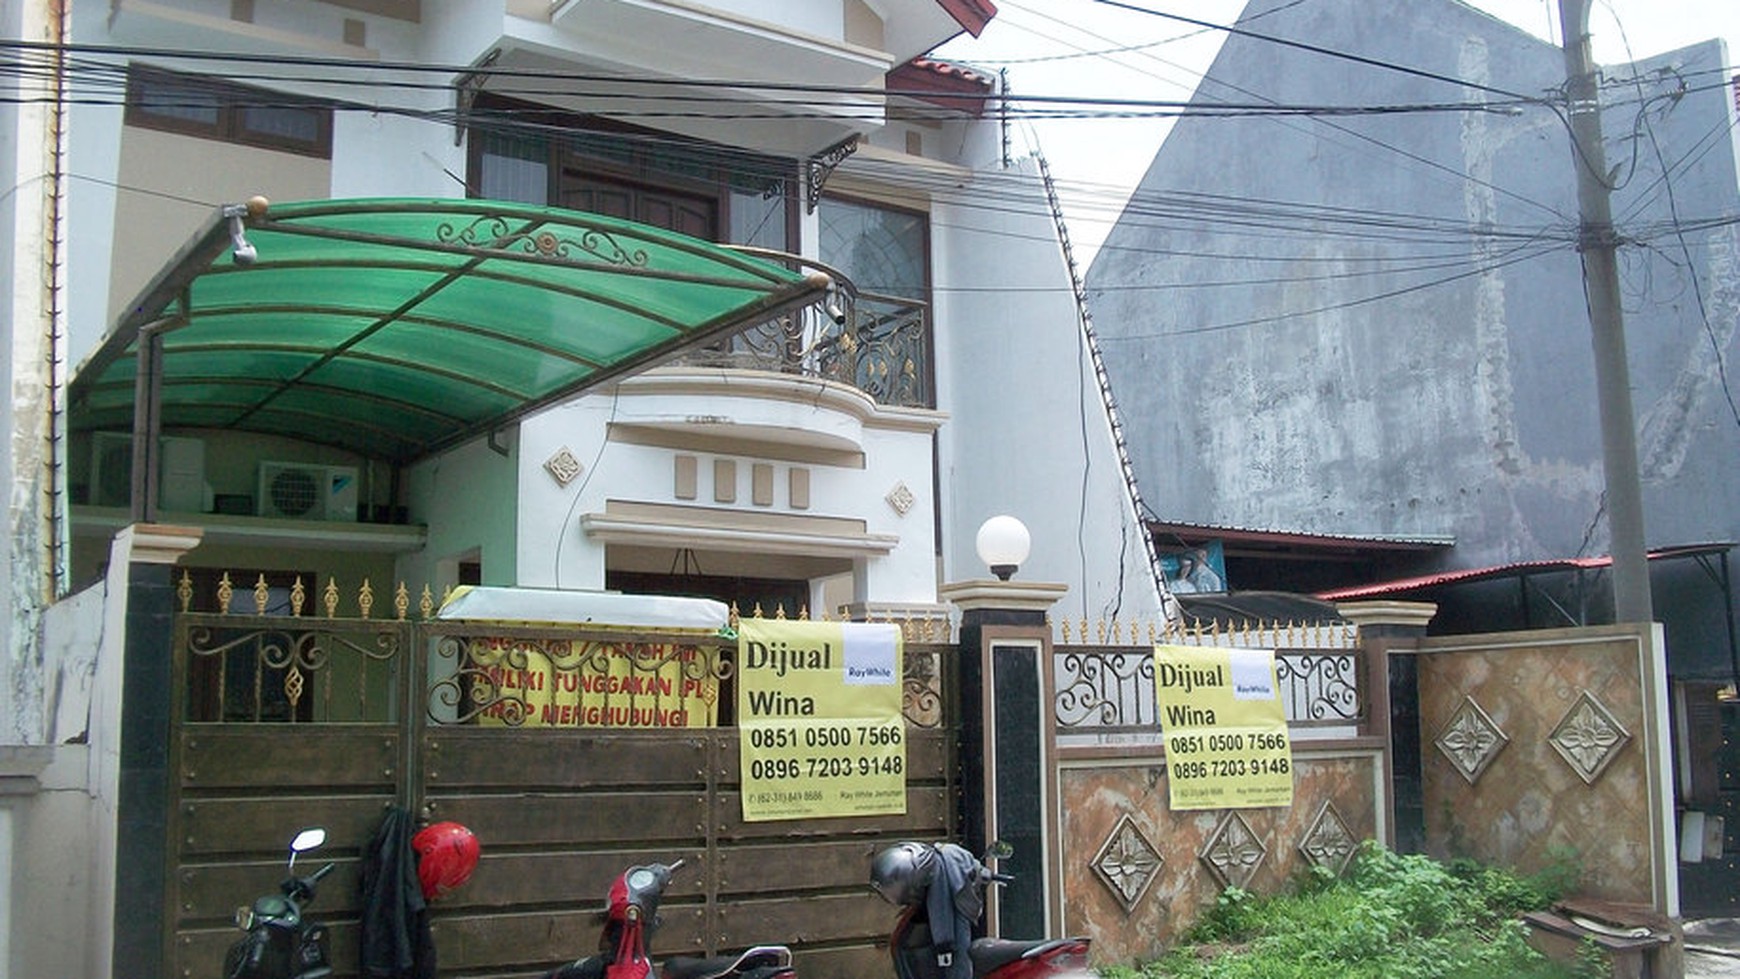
[173,572,949,728]
[1054,645,1364,740]
[681,252,934,408]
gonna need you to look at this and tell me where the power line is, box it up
[1091,0,1549,102]
[1095,236,1573,339]
[975,0,1578,225]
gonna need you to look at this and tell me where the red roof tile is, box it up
[937,0,997,38]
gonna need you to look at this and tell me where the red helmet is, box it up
[412,821,479,901]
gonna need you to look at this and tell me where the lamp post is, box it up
[975,515,1031,581]
[940,513,1066,938]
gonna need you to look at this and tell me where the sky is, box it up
[935,0,1740,264]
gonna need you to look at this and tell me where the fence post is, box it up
[102,523,204,979]
[938,578,1067,939]
[1336,601,1437,854]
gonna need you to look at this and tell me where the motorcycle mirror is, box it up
[290,828,327,853]
[287,827,327,872]
[985,840,1014,861]
[233,906,254,930]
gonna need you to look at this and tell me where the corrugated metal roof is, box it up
[1316,542,1737,601]
[1149,520,1455,551]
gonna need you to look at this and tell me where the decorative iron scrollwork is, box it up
[435,213,648,267]
[1274,653,1360,721]
[805,135,858,213]
[903,647,943,728]
[183,618,403,720]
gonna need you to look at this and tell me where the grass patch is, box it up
[1100,843,1596,979]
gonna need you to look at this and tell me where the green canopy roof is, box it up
[69,197,829,464]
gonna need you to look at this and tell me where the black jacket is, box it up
[359,806,436,979]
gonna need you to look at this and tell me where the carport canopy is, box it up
[69,197,830,467]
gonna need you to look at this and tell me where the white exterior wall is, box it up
[401,435,521,590]
[930,159,1168,624]
[516,370,942,606]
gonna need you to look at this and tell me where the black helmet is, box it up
[870,842,935,906]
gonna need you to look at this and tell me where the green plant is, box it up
[1105,845,1583,979]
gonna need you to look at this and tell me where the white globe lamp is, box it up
[975,515,1031,581]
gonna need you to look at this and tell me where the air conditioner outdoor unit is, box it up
[90,432,206,512]
[258,462,359,521]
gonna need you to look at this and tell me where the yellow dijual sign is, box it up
[738,619,907,822]
[1154,644,1293,810]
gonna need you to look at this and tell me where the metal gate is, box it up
[165,582,955,979]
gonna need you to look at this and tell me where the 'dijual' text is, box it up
[744,638,834,677]
[1155,662,1226,695]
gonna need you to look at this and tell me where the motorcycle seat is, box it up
[968,936,1084,974]
[663,945,792,979]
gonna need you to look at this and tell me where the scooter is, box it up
[543,858,797,979]
[870,841,1092,979]
[222,827,336,979]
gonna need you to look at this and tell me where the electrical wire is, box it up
[1603,13,1740,432]
[979,0,1578,224]
[13,29,1736,339]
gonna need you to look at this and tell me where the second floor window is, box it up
[125,65,333,158]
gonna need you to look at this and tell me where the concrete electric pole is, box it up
[1557,0,1654,624]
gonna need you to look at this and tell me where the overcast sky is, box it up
[936,0,1740,263]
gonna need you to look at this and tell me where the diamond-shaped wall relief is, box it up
[1200,811,1267,891]
[1434,695,1509,784]
[885,481,915,516]
[1299,800,1358,875]
[544,446,583,486]
[1549,690,1631,785]
[1092,813,1163,914]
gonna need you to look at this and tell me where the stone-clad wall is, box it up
[1416,625,1673,912]
[1058,747,1384,961]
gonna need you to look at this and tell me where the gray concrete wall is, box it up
[1085,0,1740,574]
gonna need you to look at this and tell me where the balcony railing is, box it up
[680,252,934,409]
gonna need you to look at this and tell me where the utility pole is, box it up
[1557,0,1653,624]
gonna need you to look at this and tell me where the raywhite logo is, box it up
[1228,648,1277,701]
[841,623,898,685]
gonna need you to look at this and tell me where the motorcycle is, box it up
[870,841,1092,979]
[543,858,797,979]
[222,827,336,979]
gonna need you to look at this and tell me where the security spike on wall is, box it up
[419,584,434,620]
[217,571,234,613]
[395,582,410,621]
[254,574,270,615]
[177,569,193,612]
[359,579,374,619]
[323,577,340,617]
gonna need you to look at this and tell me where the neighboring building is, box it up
[1090,0,1739,590]
[1085,0,1739,912]
[0,1,1170,974]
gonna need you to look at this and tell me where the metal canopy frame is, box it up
[67,197,830,519]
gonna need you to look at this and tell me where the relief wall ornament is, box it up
[1547,690,1631,784]
[1200,810,1267,890]
[885,481,915,516]
[1434,695,1509,784]
[1298,800,1357,875]
[543,446,584,486]
[1091,813,1163,914]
